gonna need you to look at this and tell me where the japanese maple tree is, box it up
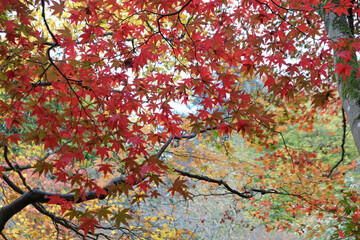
[0,0,360,238]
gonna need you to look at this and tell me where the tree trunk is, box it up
[324,11,360,155]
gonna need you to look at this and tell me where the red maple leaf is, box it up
[133,45,154,70]
[98,163,113,177]
[335,63,353,80]
[47,194,66,205]
[79,217,99,237]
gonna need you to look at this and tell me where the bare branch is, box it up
[327,107,347,177]
[174,169,287,199]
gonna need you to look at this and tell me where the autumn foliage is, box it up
[0,0,360,239]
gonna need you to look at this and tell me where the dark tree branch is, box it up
[174,169,286,199]
[157,127,216,158]
[1,164,32,172]
[0,175,128,233]
[2,173,24,195]
[3,145,31,191]
[0,232,8,240]
[157,138,173,159]
[0,190,46,232]
[327,107,347,177]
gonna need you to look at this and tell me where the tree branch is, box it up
[1,173,24,195]
[0,190,45,232]
[174,169,286,199]
[0,175,128,233]
[1,164,32,172]
[157,127,216,157]
[327,107,347,177]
